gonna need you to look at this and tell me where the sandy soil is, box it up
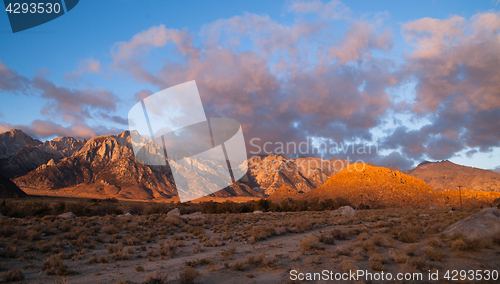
[1,208,499,284]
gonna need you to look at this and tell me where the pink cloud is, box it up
[63,58,101,83]
[33,74,119,123]
[0,60,30,94]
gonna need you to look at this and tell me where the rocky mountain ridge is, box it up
[2,129,500,202]
[0,130,86,179]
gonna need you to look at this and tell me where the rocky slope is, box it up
[267,185,301,203]
[245,155,347,195]
[14,131,178,200]
[386,165,401,172]
[405,160,500,192]
[304,163,443,208]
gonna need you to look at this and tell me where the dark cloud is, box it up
[382,12,500,160]
[466,149,478,158]
[98,112,129,125]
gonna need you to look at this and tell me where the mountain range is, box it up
[1,129,500,204]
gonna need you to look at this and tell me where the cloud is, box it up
[63,58,101,83]
[111,9,395,159]
[0,120,95,140]
[326,21,392,64]
[111,25,198,84]
[0,120,128,141]
[32,74,119,123]
[98,113,128,125]
[382,12,500,160]
[2,3,498,170]
[466,149,478,158]
[133,89,153,101]
[0,60,30,94]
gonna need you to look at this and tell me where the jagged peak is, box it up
[50,136,86,143]
[0,129,40,142]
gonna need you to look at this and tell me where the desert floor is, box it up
[1,207,500,284]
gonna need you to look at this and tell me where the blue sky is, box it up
[1,0,499,171]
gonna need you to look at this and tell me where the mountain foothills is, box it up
[405,160,500,192]
[0,129,500,207]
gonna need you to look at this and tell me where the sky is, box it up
[0,0,499,171]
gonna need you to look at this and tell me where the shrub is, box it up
[158,240,178,257]
[370,234,385,246]
[1,268,24,282]
[178,267,200,284]
[142,272,168,284]
[203,237,223,247]
[369,254,386,271]
[389,251,409,264]
[398,228,422,243]
[0,245,18,258]
[422,246,446,261]
[245,253,273,268]
[426,239,442,249]
[408,257,428,271]
[135,265,145,272]
[220,247,236,259]
[318,232,335,245]
[339,260,358,272]
[231,259,246,271]
[450,235,480,252]
[299,235,320,252]
[451,239,468,251]
[404,244,418,256]
[42,254,76,276]
[87,253,108,264]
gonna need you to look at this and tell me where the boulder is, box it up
[331,206,357,217]
[118,212,132,217]
[443,207,500,241]
[253,210,263,214]
[180,212,205,220]
[167,208,180,217]
[58,212,76,219]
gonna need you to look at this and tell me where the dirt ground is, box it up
[1,208,499,283]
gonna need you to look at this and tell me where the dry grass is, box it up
[0,203,498,283]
